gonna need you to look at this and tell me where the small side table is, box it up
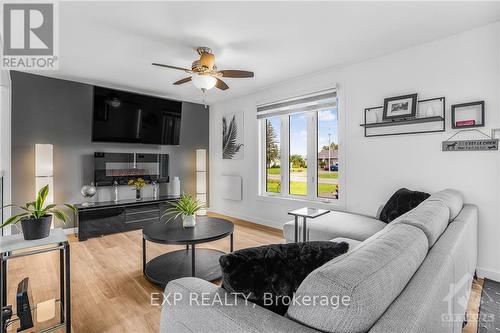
[0,229,71,333]
[288,207,330,242]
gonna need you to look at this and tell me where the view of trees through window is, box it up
[266,117,281,193]
[264,108,338,199]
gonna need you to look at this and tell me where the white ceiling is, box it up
[41,1,500,104]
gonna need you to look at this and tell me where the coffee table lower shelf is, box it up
[144,248,225,287]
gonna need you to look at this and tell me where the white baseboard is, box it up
[207,207,284,230]
[63,227,77,235]
[476,267,500,282]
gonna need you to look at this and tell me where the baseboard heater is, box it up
[220,175,242,201]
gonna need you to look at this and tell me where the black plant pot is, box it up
[20,215,52,240]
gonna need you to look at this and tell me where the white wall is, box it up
[209,23,500,280]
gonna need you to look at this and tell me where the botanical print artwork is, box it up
[222,112,244,159]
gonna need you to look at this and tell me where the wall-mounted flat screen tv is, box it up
[92,86,182,145]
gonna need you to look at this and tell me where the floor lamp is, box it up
[196,149,207,216]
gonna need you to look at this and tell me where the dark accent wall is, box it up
[10,71,209,229]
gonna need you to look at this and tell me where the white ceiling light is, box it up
[192,74,217,91]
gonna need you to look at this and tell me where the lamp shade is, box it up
[35,144,53,177]
[192,74,217,90]
[195,149,207,216]
[196,149,206,172]
[196,171,206,195]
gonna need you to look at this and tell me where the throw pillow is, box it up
[379,188,430,223]
[219,241,349,315]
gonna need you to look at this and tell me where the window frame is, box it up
[260,106,340,204]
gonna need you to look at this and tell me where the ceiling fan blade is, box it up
[173,77,192,85]
[215,78,229,90]
[219,70,254,78]
[152,63,192,73]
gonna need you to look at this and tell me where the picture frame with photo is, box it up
[451,101,484,129]
[382,93,418,121]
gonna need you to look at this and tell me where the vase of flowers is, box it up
[1,185,77,240]
[162,193,205,228]
[128,178,146,200]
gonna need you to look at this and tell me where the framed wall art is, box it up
[222,112,244,160]
[382,93,418,121]
[451,101,484,129]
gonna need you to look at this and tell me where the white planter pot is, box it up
[182,215,196,228]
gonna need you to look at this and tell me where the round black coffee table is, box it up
[142,217,234,287]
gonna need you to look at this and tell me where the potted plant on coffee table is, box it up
[1,185,77,240]
[162,193,205,228]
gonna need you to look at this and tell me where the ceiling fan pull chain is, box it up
[201,89,208,109]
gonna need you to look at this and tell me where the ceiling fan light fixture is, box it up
[192,74,217,91]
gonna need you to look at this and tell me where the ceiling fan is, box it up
[152,47,254,92]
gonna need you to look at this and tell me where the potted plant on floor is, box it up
[162,193,205,228]
[1,185,77,240]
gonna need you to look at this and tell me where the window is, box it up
[259,88,339,202]
[266,117,281,193]
[317,109,339,199]
[289,113,308,196]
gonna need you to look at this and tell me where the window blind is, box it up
[256,87,337,119]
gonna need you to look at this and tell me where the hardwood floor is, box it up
[5,214,283,332]
[463,277,484,333]
[4,214,483,333]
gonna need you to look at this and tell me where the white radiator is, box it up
[219,175,242,201]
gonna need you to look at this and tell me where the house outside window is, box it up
[258,88,340,202]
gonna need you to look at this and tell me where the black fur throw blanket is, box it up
[219,241,349,315]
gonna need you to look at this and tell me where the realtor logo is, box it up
[1,2,58,69]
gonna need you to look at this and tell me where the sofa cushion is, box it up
[219,241,349,315]
[427,189,464,221]
[392,199,450,248]
[286,223,428,333]
[379,188,431,223]
[283,211,386,243]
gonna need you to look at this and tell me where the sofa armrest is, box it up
[160,277,319,333]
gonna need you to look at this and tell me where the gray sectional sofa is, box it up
[160,189,477,333]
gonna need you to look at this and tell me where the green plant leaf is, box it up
[64,204,78,214]
[161,194,204,222]
[49,209,68,225]
[19,205,33,213]
[0,213,28,228]
[43,204,57,211]
[35,185,49,211]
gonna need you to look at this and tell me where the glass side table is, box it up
[0,229,70,333]
[288,207,330,242]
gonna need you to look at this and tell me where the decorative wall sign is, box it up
[382,93,418,120]
[442,139,498,151]
[442,129,497,152]
[222,112,244,160]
